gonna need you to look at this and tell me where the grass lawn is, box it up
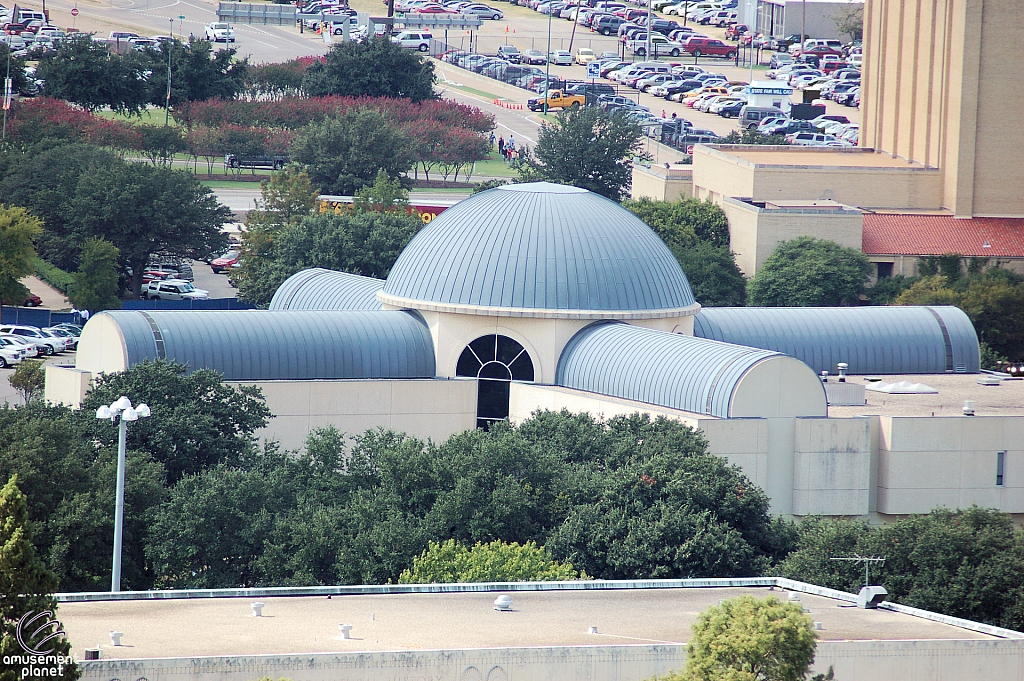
[471,156,517,177]
[201,179,266,189]
[95,107,180,125]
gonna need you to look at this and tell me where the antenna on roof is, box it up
[830,554,886,590]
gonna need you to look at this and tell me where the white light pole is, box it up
[95,396,151,592]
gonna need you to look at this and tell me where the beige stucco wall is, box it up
[731,357,828,418]
[691,147,943,211]
[722,197,864,276]
[417,312,695,385]
[74,313,129,375]
[792,417,873,517]
[876,415,1024,515]
[861,0,1024,217]
[630,165,694,201]
[228,379,478,450]
[44,365,93,408]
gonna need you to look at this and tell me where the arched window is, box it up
[456,335,534,429]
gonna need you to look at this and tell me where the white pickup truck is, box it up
[205,22,235,42]
[143,279,210,301]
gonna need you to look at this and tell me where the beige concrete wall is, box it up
[230,379,478,450]
[691,147,943,211]
[876,415,1024,514]
[75,313,129,375]
[508,382,704,427]
[630,165,694,201]
[44,365,93,408]
[722,198,864,276]
[74,639,1024,681]
[731,357,828,418]
[420,313,696,385]
[861,0,1024,217]
[793,417,873,516]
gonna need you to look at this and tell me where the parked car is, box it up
[461,3,504,18]
[211,251,239,273]
[21,293,42,307]
[725,23,747,39]
[497,44,522,62]
[0,334,44,358]
[575,47,596,64]
[548,50,572,65]
[0,337,25,368]
[522,49,546,64]
[391,30,433,51]
[205,23,235,42]
[44,327,78,350]
[683,37,736,58]
[143,279,210,301]
[0,325,64,355]
[630,34,684,57]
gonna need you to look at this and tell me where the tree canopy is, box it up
[398,539,583,583]
[69,238,121,311]
[748,236,871,307]
[301,38,436,102]
[674,242,748,307]
[0,205,42,307]
[518,106,648,202]
[291,107,414,195]
[670,596,822,681]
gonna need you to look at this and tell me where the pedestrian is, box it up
[489,131,496,149]
[498,136,505,157]
[671,111,677,119]
[662,109,667,118]
[508,134,515,151]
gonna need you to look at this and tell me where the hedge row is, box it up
[33,257,75,294]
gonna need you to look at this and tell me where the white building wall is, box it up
[792,416,872,516]
[74,639,1024,681]
[228,379,478,451]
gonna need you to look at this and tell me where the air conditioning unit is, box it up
[857,585,888,609]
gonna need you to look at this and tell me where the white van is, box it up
[610,61,669,82]
[685,2,725,19]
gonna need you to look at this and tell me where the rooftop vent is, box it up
[493,595,513,611]
[339,624,353,639]
[963,400,975,416]
[857,586,888,609]
[251,602,265,617]
[109,631,123,646]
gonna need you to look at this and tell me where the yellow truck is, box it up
[527,90,587,111]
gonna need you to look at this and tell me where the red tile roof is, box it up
[863,214,1024,257]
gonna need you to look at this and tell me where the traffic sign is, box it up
[70,7,79,16]
[586,61,600,79]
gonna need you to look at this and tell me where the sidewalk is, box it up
[20,276,71,311]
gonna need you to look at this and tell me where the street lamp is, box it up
[95,396,151,592]
[165,17,173,126]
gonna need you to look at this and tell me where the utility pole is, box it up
[542,6,551,114]
[2,44,11,143]
[164,18,172,126]
[801,0,806,47]
[830,555,886,590]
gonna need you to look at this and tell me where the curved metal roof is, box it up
[100,309,434,380]
[269,268,384,311]
[556,322,782,418]
[380,182,697,316]
[692,306,980,374]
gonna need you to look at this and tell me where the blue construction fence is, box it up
[2,299,255,325]
[1,307,82,326]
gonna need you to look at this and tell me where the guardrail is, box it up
[217,2,296,25]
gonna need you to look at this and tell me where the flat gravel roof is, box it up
[58,586,996,660]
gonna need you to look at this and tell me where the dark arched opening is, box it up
[456,335,534,429]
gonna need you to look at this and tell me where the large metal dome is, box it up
[378,183,698,318]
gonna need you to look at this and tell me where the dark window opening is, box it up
[456,334,534,429]
[876,262,894,279]
[997,451,1006,486]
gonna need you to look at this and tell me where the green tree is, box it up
[624,196,731,249]
[273,211,423,280]
[302,38,436,102]
[69,238,121,312]
[0,206,42,307]
[866,274,916,305]
[79,360,272,483]
[0,45,28,97]
[892,275,959,306]
[675,596,820,681]
[518,106,649,202]
[675,242,748,307]
[353,170,410,213]
[291,108,414,195]
[136,124,187,166]
[143,39,248,106]
[958,275,1024,360]
[775,508,1024,630]
[35,34,149,114]
[71,161,231,298]
[748,236,871,307]
[234,166,319,307]
[0,476,79,681]
[8,360,46,404]
[399,539,584,583]
[0,144,121,272]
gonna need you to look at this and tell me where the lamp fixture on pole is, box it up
[96,396,151,592]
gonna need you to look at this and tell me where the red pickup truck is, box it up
[683,37,737,59]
